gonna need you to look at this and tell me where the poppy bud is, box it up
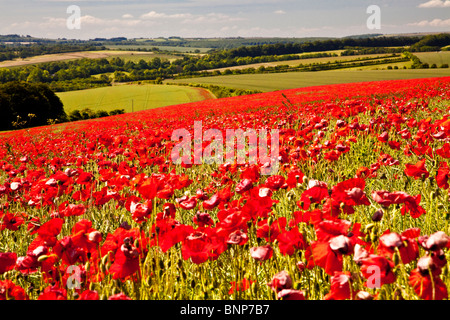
[372,209,384,222]
[393,251,400,265]
[37,255,49,262]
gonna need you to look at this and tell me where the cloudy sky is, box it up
[0,0,449,40]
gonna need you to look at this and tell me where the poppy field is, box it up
[1,76,450,301]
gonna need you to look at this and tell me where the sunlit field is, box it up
[1,76,450,301]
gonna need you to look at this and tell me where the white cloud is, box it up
[408,18,450,26]
[418,0,450,7]
[140,11,192,19]
[122,14,134,19]
[274,10,286,14]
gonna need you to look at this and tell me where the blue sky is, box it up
[0,0,448,39]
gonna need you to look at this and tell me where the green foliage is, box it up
[0,81,67,130]
[68,108,125,121]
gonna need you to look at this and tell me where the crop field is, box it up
[56,83,216,113]
[0,50,178,69]
[169,68,450,92]
[1,76,450,303]
[414,52,450,66]
[206,53,400,73]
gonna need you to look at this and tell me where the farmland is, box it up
[0,50,179,69]
[169,68,450,92]
[56,83,216,113]
[1,76,450,304]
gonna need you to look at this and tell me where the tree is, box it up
[0,81,67,131]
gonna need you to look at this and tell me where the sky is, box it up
[0,0,448,40]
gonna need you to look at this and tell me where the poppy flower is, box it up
[78,290,100,300]
[409,256,448,300]
[250,244,273,261]
[0,280,29,300]
[286,168,305,189]
[436,162,450,189]
[226,229,248,246]
[308,235,352,275]
[377,231,419,265]
[229,278,255,295]
[0,252,17,274]
[419,231,450,251]
[267,270,292,293]
[202,194,220,210]
[404,159,429,180]
[297,185,329,210]
[276,227,307,256]
[108,292,132,300]
[324,272,356,300]
[360,254,396,288]
[108,237,140,280]
[1,212,26,231]
[178,196,198,211]
[38,285,67,300]
[264,175,286,191]
[436,143,450,158]
[181,229,227,264]
[277,289,306,300]
[256,217,287,242]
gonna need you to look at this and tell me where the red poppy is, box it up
[360,254,396,288]
[78,290,100,300]
[250,244,273,261]
[181,229,227,264]
[277,289,306,300]
[0,212,26,231]
[409,256,448,300]
[226,229,248,246]
[308,234,352,275]
[324,272,356,300]
[377,231,419,265]
[0,252,17,274]
[404,159,429,180]
[108,237,140,280]
[178,196,198,211]
[436,161,450,189]
[0,280,29,300]
[202,194,220,210]
[256,217,287,242]
[229,278,255,295]
[38,285,67,300]
[108,292,132,300]
[264,175,286,191]
[267,270,292,293]
[286,168,305,190]
[297,185,329,210]
[436,143,450,158]
[276,227,307,256]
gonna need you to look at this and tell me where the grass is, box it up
[57,83,216,113]
[168,69,450,92]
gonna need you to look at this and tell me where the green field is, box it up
[414,51,450,66]
[168,69,450,92]
[57,84,216,113]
